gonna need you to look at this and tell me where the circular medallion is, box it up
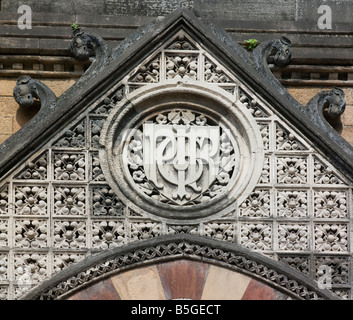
[124,109,239,206]
[100,83,263,223]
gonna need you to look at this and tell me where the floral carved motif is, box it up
[313,157,344,185]
[15,186,47,215]
[315,257,349,285]
[92,187,125,216]
[91,153,105,182]
[314,191,347,218]
[0,185,8,215]
[314,224,348,252]
[278,224,309,251]
[90,118,105,149]
[166,55,198,80]
[276,123,307,151]
[14,219,48,248]
[276,190,308,218]
[204,222,235,242]
[0,254,8,281]
[53,254,85,274]
[239,88,270,118]
[204,59,231,83]
[130,222,161,241]
[259,156,271,184]
[130,56,160,83]
[277,157,307,184]
[0,220,8,246]
[240,223,272,250]
[14,153,48,180]
[92,220,125,249]
[54,120,85,148]
[14,253,47,286]
[54,187,86,216]
[240,189,271,217]
[166,33,197,50]
[279,256,310,275]
[54,153,86,181]
[53,220,86,249]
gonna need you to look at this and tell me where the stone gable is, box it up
[0,9,352,300]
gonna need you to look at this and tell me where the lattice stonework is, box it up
[0,29,352,300]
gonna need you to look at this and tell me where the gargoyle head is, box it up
[269,37,292,67]
[13,76,39,108]
[69,28,93,61]
[323,87,346,118]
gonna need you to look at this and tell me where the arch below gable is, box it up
[21,235,339,300]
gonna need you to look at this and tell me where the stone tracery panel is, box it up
[0,29,352,300]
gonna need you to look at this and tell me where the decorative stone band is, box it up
[21,235,339,300]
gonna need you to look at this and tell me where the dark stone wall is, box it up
[1,0,352,64]
[2,0,352,24]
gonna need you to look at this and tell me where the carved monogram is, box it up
[125,110,237,205]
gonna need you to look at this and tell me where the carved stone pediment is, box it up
[0,9,353,300]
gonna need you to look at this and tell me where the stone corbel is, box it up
[13,75,56,110]
[69,27,110,79]
[251,36,292,95]
[306,87,346,134]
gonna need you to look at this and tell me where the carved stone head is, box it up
[325,87,346,117]
[270,37,292,67]
[69,28,92,61]
[13,76,39,108]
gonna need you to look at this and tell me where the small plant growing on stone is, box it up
[71,23,79,30]
[244,38,259,50]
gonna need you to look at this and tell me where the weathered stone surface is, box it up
[343,106,353,126]
[201,265,251,300]
[0,117,12,135]
[4,0,352,25]
[110,266,166,300]
[2,0,294,21]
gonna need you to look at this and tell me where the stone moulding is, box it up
[21,234,339,300]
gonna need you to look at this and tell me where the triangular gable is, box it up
[0,9,352,300]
